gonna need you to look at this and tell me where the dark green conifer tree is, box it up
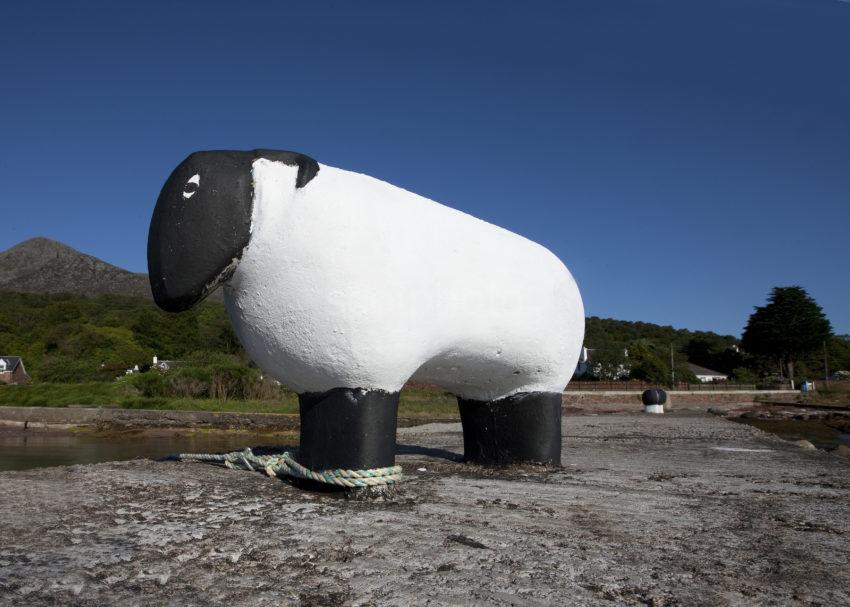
[741,287,832,385]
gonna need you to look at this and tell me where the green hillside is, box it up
[0,291,239,382]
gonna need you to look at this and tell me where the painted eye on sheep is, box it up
[183,174,200,199]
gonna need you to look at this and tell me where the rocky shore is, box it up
[714,404,850,457]
[1,413,849,606]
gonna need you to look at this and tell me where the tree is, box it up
[627,340,669,384]
[741,287,832,385]
[685,334,744,375]
[587,347,630,380]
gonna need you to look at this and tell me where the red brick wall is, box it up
[0,367,28,385]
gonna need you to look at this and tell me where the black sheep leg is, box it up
[298,388,399,471]
[457,392,562,465]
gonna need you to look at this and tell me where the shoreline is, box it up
[0,389,806,432]
[0,405,462,434]
[2,401,848,457]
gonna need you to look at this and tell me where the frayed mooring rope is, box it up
[172,448,403,488]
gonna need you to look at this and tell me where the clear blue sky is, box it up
[1,0,848,336]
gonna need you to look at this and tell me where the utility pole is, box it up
[824,340,829,387]
[670,343,675,387]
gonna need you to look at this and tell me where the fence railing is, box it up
[565,381,792,392]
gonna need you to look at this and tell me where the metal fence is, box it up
[564,381,791,392]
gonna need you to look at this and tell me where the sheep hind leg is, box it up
[457,392,562,466]
[297,388,399,472]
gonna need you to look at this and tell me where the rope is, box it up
[172,448,403,488]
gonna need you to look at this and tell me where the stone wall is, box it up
[562,390,799,411]
[0,406,300,431]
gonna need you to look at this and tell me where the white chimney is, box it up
[153,355,158,365]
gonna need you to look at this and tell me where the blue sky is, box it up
[1,0,848,336]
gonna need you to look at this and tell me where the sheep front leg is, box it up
[457,392,562,466]
[298,388,399,471]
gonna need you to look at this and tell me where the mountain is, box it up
[0,237,152,298]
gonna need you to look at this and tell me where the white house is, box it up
[151,355,184,372]
[688,363,728,383]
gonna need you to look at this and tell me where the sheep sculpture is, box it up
[148,149,584,476]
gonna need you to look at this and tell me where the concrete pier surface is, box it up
[1,414,848,606]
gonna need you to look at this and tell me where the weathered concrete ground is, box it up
[1,413,848,606]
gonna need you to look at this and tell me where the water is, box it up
[734,418,850,450]
[0,430,296,472]
[4,418,847,472]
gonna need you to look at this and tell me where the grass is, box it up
[0,382,132,407]
[399,387,459,417]
[0,382,461,418]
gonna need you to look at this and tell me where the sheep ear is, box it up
[253,150,319,188]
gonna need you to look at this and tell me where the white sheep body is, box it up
[224,159,584,401]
